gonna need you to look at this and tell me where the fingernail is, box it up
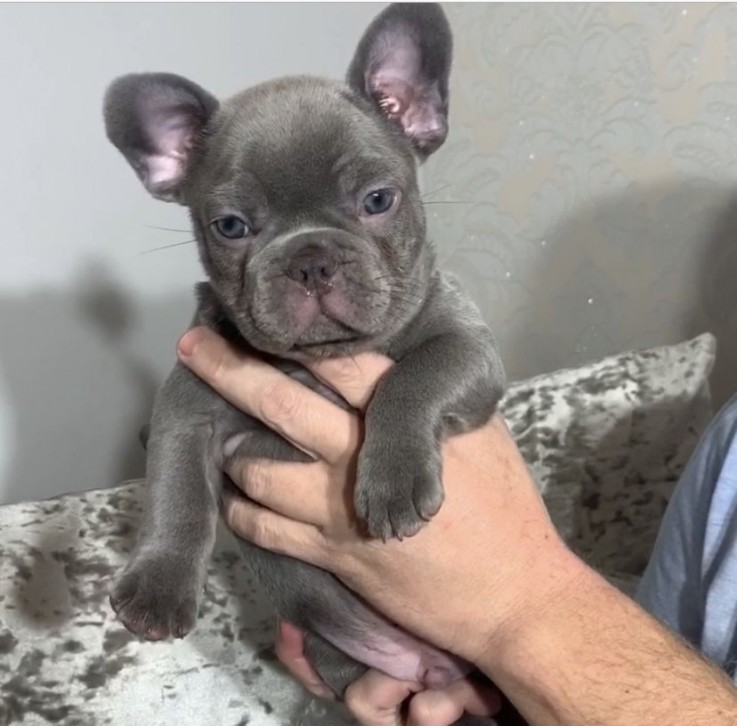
[177,327,207,359]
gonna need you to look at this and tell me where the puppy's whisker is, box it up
[392,298,424,309]
[420,182,454,199]
[345,279,385,295]
[145,225,193,233]
[388,293,425,307]
[349,277,425,302]
[343,351,362,375]
[422,200,493,206]
[368,274,410,287]
[140,239,196,256]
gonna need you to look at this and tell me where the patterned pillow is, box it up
[500,333,717,581]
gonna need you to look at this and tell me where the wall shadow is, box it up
[0,259,195,505]
[497,178,737,409]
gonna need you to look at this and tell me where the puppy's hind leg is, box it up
[303,631,368,698]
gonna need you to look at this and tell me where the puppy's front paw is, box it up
[355,441,444,540]
[110,556,199,641]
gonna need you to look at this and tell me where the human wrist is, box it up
[470,546,737,726]
[464,545,603,723]
[470,539,592,672]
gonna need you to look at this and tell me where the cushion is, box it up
[0,334,717,725]
[500,332,717,580]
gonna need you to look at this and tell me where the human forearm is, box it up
[477,547,737,725]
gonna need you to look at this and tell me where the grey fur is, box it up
[104,3,505,696]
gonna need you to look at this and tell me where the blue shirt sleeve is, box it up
[637,392,737,674]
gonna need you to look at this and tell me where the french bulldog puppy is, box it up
[105,2,505,697]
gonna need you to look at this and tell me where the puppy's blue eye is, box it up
[363,189,395,215]
[214,215,249,239]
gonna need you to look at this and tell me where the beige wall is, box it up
[427,2,737,408]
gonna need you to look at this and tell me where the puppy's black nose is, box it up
[286,247,338,292]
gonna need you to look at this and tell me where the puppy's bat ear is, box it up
[103,73,219,203]
[347,3,452,156]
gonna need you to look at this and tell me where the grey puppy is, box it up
[105,2,505,696]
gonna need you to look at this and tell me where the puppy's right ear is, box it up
[103,73,219,203]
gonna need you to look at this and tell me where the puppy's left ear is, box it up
[347,3,452,156]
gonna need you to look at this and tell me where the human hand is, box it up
[177,326,575,667]
[275,618,501,726]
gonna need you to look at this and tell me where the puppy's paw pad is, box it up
[110,558,199,641]
[355,446,443,540]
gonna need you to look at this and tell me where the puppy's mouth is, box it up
[289,325,365,356]
[295,336,361,350]
[287,314,368,356]
[281,282,374,354]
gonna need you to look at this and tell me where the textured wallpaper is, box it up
[426,2,737,407]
